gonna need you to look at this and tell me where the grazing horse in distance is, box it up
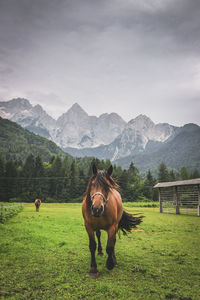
[35,199,41,212]
[82,164,143,277]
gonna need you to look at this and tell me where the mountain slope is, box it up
[55,103,126,148]
[1,98,199,173]
[0,99,126,149]
[0,98,56,139]
[64,114,178,160]
[0,117,68,161]
[114,124,200,172]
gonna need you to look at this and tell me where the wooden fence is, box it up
[154,179,200,216]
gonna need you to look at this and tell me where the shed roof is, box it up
[154,178,200,188]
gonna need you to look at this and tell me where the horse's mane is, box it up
[85,170,119,207]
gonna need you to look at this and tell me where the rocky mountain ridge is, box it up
[64,114,178,161]
[0,98,190,164]
[0,98,199,172]
[0,99,127,149]
[114,123,200,172]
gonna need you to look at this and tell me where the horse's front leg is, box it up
[106,225,117,270]
[85,224,98,276]
[96,230,103,256]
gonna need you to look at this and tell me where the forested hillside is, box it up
[0,117,199,203]
[0,117,67,161]
[0,153,199,203]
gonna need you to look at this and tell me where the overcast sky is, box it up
[0,0,200,125]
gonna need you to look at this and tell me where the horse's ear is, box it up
[92,163,97,175]
[106,165,113,177]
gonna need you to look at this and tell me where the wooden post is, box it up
[159,188,163,213]
[198,185,200,217]
[174,186,180,214]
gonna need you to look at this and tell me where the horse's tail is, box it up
[118,211,144,235]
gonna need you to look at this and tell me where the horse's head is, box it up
[89,164,114,217]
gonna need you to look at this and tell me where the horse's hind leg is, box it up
[96,230,103,256]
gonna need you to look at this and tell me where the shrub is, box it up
[9,197,22,202]
[0,203,24,223]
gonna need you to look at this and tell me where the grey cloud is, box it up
[0,0,199,125]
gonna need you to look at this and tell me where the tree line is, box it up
[0,154,199,203]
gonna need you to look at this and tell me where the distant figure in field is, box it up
[35,199,41,212]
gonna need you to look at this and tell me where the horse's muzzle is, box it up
[91,204,104,217]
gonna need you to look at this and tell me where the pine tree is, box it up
[35,155,44,177]
[50,156,64,200]
[146,170,155,185]
[20,154,36,202]
[0,156,6,202]
[51,156,63,177]
[143,170,155,200]
[70,160,79,199]
[158,163,169,182]
[190,169,200,179]
[169,170,176,181]
[34,154,45,200]
[126,162,142,201]
[0,155,5,177]
[61,157,72,202]
[5,159,18,201]
[78,162,89,197]
[128,162,139,182]
[21,154,35,178]
[180,166,190,180]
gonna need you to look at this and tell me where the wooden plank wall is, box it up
[159,185,199,216]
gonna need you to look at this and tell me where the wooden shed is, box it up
[154,178,200,216]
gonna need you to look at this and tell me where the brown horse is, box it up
[82,164,143,277]
[34,199,41,212]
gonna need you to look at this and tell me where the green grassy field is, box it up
[0,203,200,300]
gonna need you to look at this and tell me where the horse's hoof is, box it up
[89,268,99,278]
[90,272,99,278]
[113,258,117,266]
[98,252,104,256]
[106,259,114,270]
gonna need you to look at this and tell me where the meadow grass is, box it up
[0,203,200,300]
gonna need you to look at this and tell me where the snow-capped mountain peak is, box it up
[128,114,155,129]
[0,98,179,161]
[0,98,32,117]
[70,102,87,114]
[55,103,125,148]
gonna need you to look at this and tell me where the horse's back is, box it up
[35,199,41,205]
[111,189,122,207]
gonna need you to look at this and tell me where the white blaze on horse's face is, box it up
[90,192,105,217]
